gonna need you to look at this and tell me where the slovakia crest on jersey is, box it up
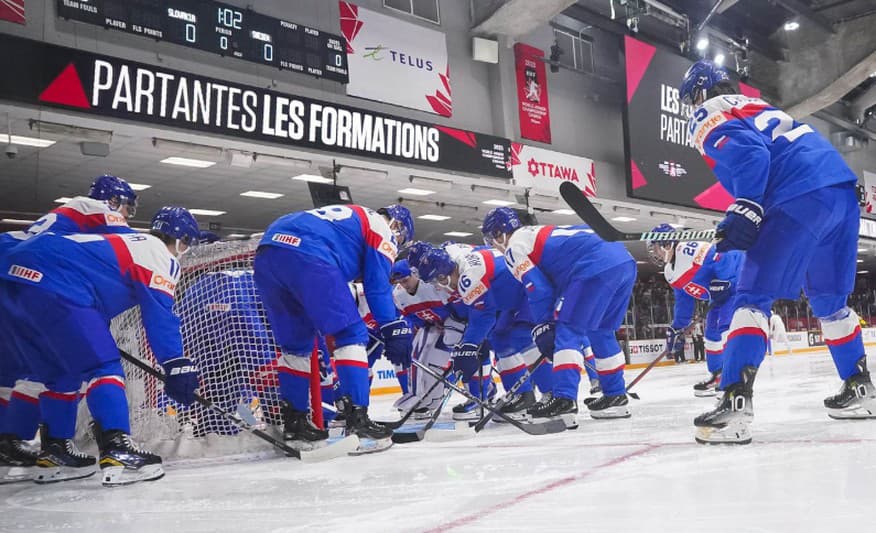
[684,282,709,300]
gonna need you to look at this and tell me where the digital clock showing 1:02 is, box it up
[56,0,349,83]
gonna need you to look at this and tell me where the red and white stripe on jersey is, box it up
[664,241,710,292]
[41,390,79,402]
[690,96,770,154]
[727,308,769,342]
[86,375,125,396]
[594,352,625,375]
[101,233,180,297]
[334,344,369,369]
[52,196,129,231]
[822,310,862,346]
[393,282,446,324]
[350,282,380,329]
[349,205,398,262]
[553,349,583,372]
[504,225,554,282]
[458,249,498,306]
[497,354,526,376]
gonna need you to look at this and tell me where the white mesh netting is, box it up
[76,238,296,463]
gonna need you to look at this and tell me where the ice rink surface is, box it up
[2,350,876,533]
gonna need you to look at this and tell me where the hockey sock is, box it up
[277,352,312,412]
[497,354,533,394]
[0,385,9,434]
[334,344,370,407]
[6,381,43,440]
[85,376,130,433]
[39,390,80,440]
[593,351,626,396]
[722,307,769,388]
[522,348,553,394]
[704,334,726,375]
[394,365,411,395]
[820,308,866,380]
[468,362,493,400]
[583,347,599,382]
[552,349,583,400]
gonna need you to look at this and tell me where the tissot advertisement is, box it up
[0,34,510,178]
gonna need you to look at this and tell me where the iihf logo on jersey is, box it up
[8,265,43,282]
[659,161,687,178]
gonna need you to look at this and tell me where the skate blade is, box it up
[348,436,393,455]
[694,389,717,397]
[34,465,97,484]
[451,411,481,421]
[827,406,876,420]
[101,464,165,487]
[694,424,751,445]
[0,465,36,484]
[589,406,631,419]
[299,435,360,463]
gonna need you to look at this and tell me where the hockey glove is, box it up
[161,357,199,406]
[451,343,482,381]
[709,279,732,306]
[665,327,685,355]
[380,319,413,367]
[715,199,763,252]
[531,322,556,360]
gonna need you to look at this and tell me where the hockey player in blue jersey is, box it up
[482,207,637,422]
[647,223,743,397]
[0,175,138,483]
[254,204,414,452]
[0,206,200,485]
[409,243,554,423]
[682,60,873,444]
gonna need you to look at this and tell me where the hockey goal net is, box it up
[76,238,318,463]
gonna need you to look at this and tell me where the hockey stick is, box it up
[378,366,453,430]
[391,372,468,443]
[413,360,567,436]
[118,350,359,462]
[559,182,718,243]
[471,352,549,432]
[624,347,671,399]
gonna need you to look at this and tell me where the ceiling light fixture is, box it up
[398,188,436,196]
[240,191,284,199]
[28,119,112,143]
[1,218,36,224]
[54,197,73,204]
[695,36,709,51]
[418,214,451,221]
[611,216,636,222]
[714,52,725,66]
[483,199,516,207]
[160,156,216,168]
[552,209,575,215]
[128,183,152,191]
[188,209,226,216]
[858,270,870,274]
[784,21,800,31]
[292,173,333,184]
[444,231,473,237]
[0,134,55,148]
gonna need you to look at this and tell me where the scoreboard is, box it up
[56,0,349,83]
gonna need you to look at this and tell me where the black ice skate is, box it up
[694,366,756,445]
[587,394,631,419]
[694,372,721,398]
[493,390,536,423]
[527,395,578,429]
[824,357,876,419]
[0,434,38,484]
[452,383,495,421]
[282,401,329,450]
[92,423,164,487]
[345,402,393,454]
[34,426,96,484]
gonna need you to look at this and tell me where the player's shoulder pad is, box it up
[504,226,542,280]
[444,242,474,261]
[352,205,398,262]
[59,196,128,226]
[689,95,766,154]
[114,233,181,297]
[665,241,710,283]
[457,251,494,306]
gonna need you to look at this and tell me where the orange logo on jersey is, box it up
[380,241,397,261]
[462,283,486,305]
[512,258,534,280]
[150,274,177,294]
[105,213,127,226]
[693,113,727,150]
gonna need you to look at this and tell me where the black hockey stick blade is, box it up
[379,366,453,430]
[471,352,549,432]
[559,182,718,243]
[413,360,567,436]
[118,349,358,461]
[392,373,457,443]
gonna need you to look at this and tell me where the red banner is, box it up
[0,0,25,25]
[514,43,551,144]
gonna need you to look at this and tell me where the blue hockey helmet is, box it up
[413,247,456,285]
[482,207,521,249]
[198,230,221,244]
[391,259,413,282]
[646,223,677,267]
[679,60,730,106]
[89,174,138,216]
[406,241,435,272]
[151,206,200,246]
[379,204,415,248]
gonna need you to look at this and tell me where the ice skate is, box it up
[694,372,721,397]
[34,426,96,484]
[0,434,38,484]
[527,395,578,429]
[393,391,418,413]
[92,423,164,486]
[452,383,495,421]
[281,401,329,451]
[493,390,536,423]
[694,366,756,445]
[824,357,876,419]
[345,403,393,454]
[587,394,631,419]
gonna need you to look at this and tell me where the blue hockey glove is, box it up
[451,343,482,381]
[531,322,556,360]
[380,319,413,367]
[715,199,763,252]
[665,327,685,355]
[709,279,732,306]
[161,357,199,406]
